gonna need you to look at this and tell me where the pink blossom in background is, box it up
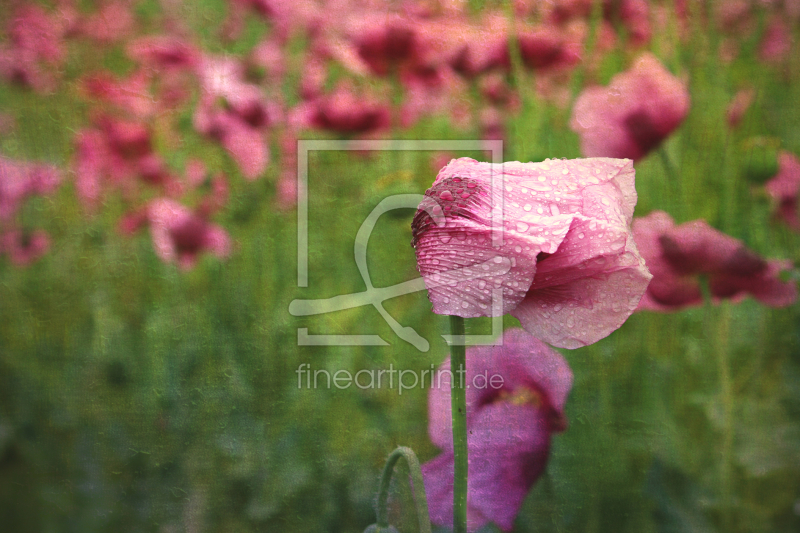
[759,18,792,62]
[126,35,201,72]
[146,198,232,269]
[766,152,800,232]
[570,53,690,161]
[411,157,651,349]
[0,5,67,92]
[1,229,50,266]
[350,14,424,76]
[726,88,755,128]
[301,84,391,134]
[423,328,572,532]
[513,26,582,72]
[74,118,171,204]
[194,56,281,179]
[82,71,157,119]
[545,0,651,46]
[78,1,136,43]
[0,157,62,220]
[633,211,797,311]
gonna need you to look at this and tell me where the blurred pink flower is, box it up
[411,157,651,349]
[146,198,231,269]
[350,14,424,76]
[513,27,582,72]
[126,35,201,71]
[82,71,156,118]
[422,328,572,532]
[0,5,67,91]
[546,0,651,45]
[633,211,797,311]
[0,157,62,220]
[75,118,170,204]
[1,229,50,266]
[760,18,792,62]
[766,152,800,232]
[194,56,281,180]
[726,88,755,128]
[570,53,690,161]
[299,84,391,134]
[79,1,136,43]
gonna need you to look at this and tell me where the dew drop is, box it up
[440,190,454,201]
[516,222,529,232]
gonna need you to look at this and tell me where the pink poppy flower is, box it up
[1,229,50,266]
[570,53,690,161]
[759,18,792,63]
[78,1,136,44]
[146,198,232,269]
[513,27,582,72]
[350,14,423,77]
[633,211,797,311]
[422,328,573,532]
[74,118,171,204]
[545,0,651,45]
[0,157,62,220]
[82,70,156,118]
[0,5,67,92]
[766,152,800,232]
[126,36,201,71]
[302,84,391,134]
[726,88,755,129]
[411,157,651,349]
[193,56,280,180]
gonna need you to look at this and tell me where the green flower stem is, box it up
[375,446,432,533]
[449,315,468,533]
[658,147,682,218]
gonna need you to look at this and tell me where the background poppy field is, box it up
[1,1,799,532]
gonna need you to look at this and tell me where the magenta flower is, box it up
[194,56,280,180]
[633,211,797,311]
[759,18,792,63]
[0,157,61,220]
[513,27,582,72]
[570,53,690,161]
[0,5,67,92]
[126,36,201,72]
[411,157,651,349]
[422,328,573,532]
[766,152,800,232]
[300,84,391,135]
[146,199,231,269]
[1,229,50,266]
[74,118,172,205]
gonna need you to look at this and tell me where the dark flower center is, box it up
[623,110,665,157]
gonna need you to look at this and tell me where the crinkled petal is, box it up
[413,157,638,318]
[513,241,652,348]
[428,329,572,449]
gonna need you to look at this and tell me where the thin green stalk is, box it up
[658,147,682,218]
[715,304,734,532]
[449,315,468,533]
[375,447,431,533]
